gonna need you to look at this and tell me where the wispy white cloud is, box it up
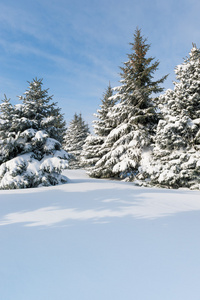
[0,3,59,46]
[0,0,200,125]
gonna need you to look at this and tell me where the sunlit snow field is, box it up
[0,169,200,300]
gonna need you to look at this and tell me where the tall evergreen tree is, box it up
[81,83,117,169]
[139,46,200,189]
[64,113,90,168]
[0,78,68,189]
[90,28,167,179]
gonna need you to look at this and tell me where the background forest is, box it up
[1,28,200,190]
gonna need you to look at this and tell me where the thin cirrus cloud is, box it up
[0,3,58,45]
[0,0,200,125]
[0,2,118,84]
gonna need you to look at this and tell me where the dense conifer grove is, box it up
[0,28,200,189]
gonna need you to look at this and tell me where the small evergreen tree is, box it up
[0,78,68,189]
[93,83,116,136]
[64,113,90,168]
[90,28,167,179]
[139,46,200,189]
[0,96,17,164]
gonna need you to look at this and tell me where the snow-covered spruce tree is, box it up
[81,134,104,169]
[0,78,68,189]
[89,28,167,179]
[81,83,117,169]
[93,83,116,137]
[139,46,200,189]
[64,113,90,168]
[0,96,17,164]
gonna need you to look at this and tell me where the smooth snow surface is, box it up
[0,169,200,300]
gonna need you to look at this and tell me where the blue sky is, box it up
[0,0,200,128]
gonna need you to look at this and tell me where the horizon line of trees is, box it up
[1,27,200,190]
[65,28,200,190]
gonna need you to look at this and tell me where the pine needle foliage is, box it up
[89,28,168,179]
[138,46,200,189]
[0,78,68,189]
[81,83,117,169]
[64,113,90,169]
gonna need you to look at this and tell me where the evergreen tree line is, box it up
[1,28,200,190]
[65,28,200,190]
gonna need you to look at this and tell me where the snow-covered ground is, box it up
[0,169,200,300]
